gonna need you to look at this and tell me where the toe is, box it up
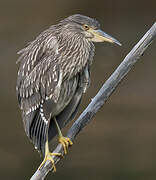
[50,152,63,158]
[58,136,73,154]
[66,137,73,145]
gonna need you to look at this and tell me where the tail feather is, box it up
[36,116,43,151]
[35,113,43,150]
[41,122,48,153]
[23,107,49,155]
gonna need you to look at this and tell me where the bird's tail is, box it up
[22,108,48,155]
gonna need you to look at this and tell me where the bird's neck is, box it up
[57,32,95,79]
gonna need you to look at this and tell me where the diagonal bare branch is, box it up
[30,22,156,180]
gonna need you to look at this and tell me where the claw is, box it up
[39,152,62,172]
[59,136,73,154]
[38,140,63,172]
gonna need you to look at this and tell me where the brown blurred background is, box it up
[0,0,156,179]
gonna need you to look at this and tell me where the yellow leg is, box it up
[38,140,62,172]
[54,117,73,154]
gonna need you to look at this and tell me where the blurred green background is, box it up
[0,0,156,179]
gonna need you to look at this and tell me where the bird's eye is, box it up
[83,24,90,30]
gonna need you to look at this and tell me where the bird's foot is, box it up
[38,152,62,172]
[59,136,73,154]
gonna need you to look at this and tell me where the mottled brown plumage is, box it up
[16,14,121,155]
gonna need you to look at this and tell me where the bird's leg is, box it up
[38,139,63,172]
[54,117,73,154]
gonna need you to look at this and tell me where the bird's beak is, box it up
[88,29,122,46]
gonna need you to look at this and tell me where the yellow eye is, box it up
[83,24,89,30]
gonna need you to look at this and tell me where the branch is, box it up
[30,22,156,180]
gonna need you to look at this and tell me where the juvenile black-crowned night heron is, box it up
[16,14,121,171]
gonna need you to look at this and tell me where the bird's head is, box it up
[60,14,121,46]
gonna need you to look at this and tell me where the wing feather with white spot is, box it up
[17,59,62,114]
[16,29,62,114]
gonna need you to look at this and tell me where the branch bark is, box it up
[30,22,156,180]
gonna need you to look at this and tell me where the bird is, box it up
[16,14,121,171]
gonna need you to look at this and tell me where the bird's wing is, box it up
[16,31,62,114]
[16,32,64,153]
